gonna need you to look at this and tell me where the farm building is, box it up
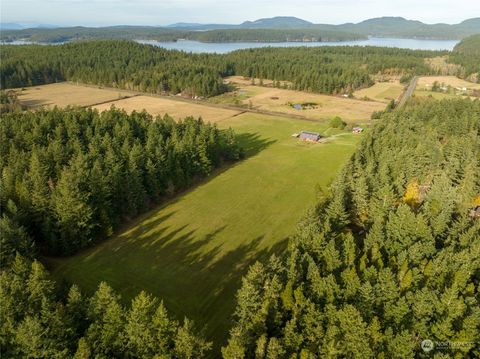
[299,131,321,142]
[352,127,363,134]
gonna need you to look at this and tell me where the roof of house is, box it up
[300,131,320,136]
[299,131,321,140]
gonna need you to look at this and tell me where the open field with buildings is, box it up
[212,80,386,122]
[48,111,360,350]
[14,81,379,348]
[416,75,480,90]
[414,75,480,100]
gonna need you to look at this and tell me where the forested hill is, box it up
[1,17,479,43]
[449,34,480,81]
[335,17,480,40]
[167,16,480,39]
[454,33,480,56]
[0,40,442,96]
[224,98,480,357]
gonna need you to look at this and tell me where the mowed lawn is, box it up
[49,112,359,351]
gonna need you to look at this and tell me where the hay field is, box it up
[94,95,241,123]
[416,76,480,90]
[224,85,386,122]
[16,82,135,108]
[353,81,404,103]
[414,76,480,100]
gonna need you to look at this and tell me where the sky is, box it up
[1,0,479,27]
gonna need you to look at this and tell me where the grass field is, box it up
[353,81,404,103]
[416,76,480,91]
[48,112,359,352]
[16,82,135,108]
[414,76,480,100]
[95,95,242,123]
[211,83,386,122]
[413,89,465,100]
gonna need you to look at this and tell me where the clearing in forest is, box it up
[414,75,480,100]
[48,112,359,352]
[416,75,480,90]
[15,82,135,108]
[94,95,241,123]
[211,83,386,122]
[353,81,404,103]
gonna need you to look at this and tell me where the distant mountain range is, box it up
[2,16,479,43]
[0,22,58,30]
[165,16,480,39]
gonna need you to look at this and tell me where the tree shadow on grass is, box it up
[49,129,282,356]
[235,132,277,158]
[66,206,288,356]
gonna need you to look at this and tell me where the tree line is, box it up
[0,40,444,97]
[1,254,211,358]
[0,27,365,44]
[225,46,438,94]
[188,29,365,43]
[223,98,480,358]
[0,107,242,260]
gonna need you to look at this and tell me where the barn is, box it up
[299,131,321,142]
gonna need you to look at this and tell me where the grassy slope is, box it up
[48,112,359,350]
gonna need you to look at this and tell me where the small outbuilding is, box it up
[352,127,363,134]
[299,131,321,142]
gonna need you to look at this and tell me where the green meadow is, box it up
[48,112,360,349]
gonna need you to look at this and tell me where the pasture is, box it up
[94,95,242,123]
[49,112,360,351]
[15,82,135,108]
[212,83,386,122]
[353,81,404,103]
[414,76,480,100]
[416,75,480,91]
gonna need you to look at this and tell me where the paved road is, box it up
[398,76,418,108]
